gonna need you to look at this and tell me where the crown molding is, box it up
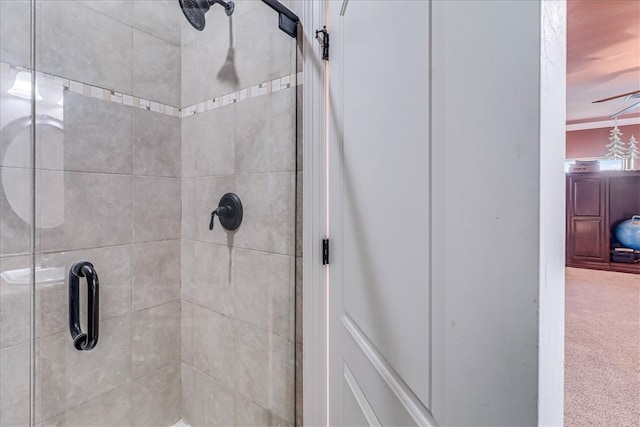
[566,116,640,131]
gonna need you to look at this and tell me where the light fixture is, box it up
[8,71,43,101]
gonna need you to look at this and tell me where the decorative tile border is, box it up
[180,72,303,118]
[1,61,302,119]
[1,61,181,117]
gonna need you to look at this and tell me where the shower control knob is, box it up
[210,193,243,231]
[209,206,231,229]
[209,210,221,230]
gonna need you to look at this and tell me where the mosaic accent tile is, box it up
[54,76,69,88]
[280,75,291,90]
[69,80,83,94]
[123,94,134,107]
[250,85,260,98]
[1,61,302,120]
[272,78,282,92]
[259,82,270,96]
[111,91,124,104]
[90,86,103,99]
[222,92,236,106]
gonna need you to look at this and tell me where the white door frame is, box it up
[301,1,328,425]
[302,1,566,425]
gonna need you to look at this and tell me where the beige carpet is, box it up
[565,267,640,426]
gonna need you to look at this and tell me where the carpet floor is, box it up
[565,267,640,426]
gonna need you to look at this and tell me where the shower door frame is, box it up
[301,0,328,425]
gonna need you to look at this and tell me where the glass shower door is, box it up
[1,0,299,425]
[31,1,183,425]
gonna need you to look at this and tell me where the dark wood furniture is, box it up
[566,170,640,274]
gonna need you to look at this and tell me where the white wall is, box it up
[430,1,565,425]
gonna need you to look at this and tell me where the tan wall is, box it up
[567,124,640,159]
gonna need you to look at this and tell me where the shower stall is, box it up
[0,0,302,425]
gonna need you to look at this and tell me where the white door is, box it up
[312,1,566,425]
[326,1,434,425]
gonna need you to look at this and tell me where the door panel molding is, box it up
[342,315,436,426]
[343,363,382,427]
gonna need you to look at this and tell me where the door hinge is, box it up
[315,26,329,61]
[322,238,330,265]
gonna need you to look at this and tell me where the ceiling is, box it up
[567,0,640,124]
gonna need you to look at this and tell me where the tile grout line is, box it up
[182,360,293,425]
[181,238,295,259]
[38,361,182,426]
[2,297,181,348]
[1,61,302,120]
[181,298,296,343]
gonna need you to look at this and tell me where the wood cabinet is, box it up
[566,171,640,274]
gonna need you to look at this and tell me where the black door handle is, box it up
[69,261,99,351]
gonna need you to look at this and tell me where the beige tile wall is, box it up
[180,1,298,423]
[0,0,39,70]
[180,0,297,107]
[29,93,181,425]
[180,91,297,426]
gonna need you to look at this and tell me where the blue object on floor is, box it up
[615,215,640,250]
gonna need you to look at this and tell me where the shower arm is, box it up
[209,0,234,15]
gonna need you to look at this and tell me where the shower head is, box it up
[179,0,234,31]
[179,0,207,31]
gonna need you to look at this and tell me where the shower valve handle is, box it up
[209,206,232,230]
